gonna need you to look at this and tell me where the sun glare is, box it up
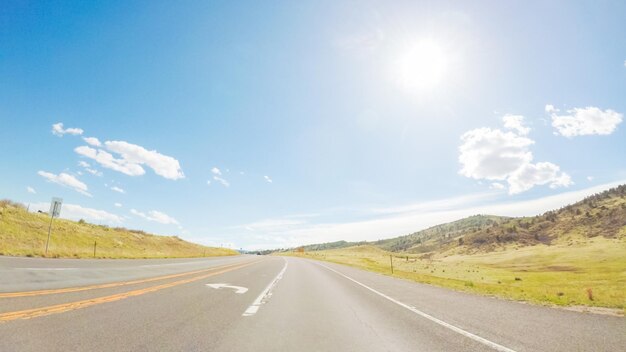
[396,39,448,92]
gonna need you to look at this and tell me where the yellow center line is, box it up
[0,260,256,298]
[0,260,262,323]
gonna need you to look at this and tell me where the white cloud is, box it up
[211,167,222,176]
[148,211,179,225]
[30,202,122,223]
[85,168,103,176]
[264,175,273,183]
[490,182,505,190]
[104,141,184,180]
[507,162,572,194]
[502,114,530,135]
[77,160,103,176]
[26,186,36,194]
[114,203,123,207]
[371,193,496,215]
[75,146,145,177]
[74,141,184,180]
[549,105,623,137]
[83,137,102,147]
[213,176,230,187]
[459,115,571,194]
[459,127,533,180]
[545,104,558,113]
[237,218,308,232]
[587,176,594,182]
[206,180,211,186]
[110,186,125,194]
[131,209,179,225]
[51,122,83,137]
[37,171,92,197]
[624,60,626,68]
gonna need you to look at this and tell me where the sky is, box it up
[1,1,625,250]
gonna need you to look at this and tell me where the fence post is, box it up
[390,255,394,274]
[93,241,97,258]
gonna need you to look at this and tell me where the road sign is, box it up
[45,197,62,255]
[49,197,62,218]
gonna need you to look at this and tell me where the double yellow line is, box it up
[0,260,260,323]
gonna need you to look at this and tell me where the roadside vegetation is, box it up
[0,200,237,259]
[282,185,626,312]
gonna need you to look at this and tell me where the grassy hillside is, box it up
[0,200,237,259]
[282,215,507,255]
[458,185,626,251]
[374,214,508,253]
[282,185,626,311]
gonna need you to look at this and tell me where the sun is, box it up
[396,39,448,92]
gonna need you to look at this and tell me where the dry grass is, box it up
[0,201,236,259]
[284,236,626,311]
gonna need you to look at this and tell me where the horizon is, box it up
[2,1,625,250]
[17,178,626,251]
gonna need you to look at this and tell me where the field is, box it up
[0,201,236,259]
[285,236,626,312]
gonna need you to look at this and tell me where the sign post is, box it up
[45,197,63,256]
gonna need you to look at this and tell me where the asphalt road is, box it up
[0,255,623,351]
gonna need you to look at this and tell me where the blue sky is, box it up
[1,1,625,250]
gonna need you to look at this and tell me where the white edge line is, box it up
[242,257,288,317]
[316,261,517,352]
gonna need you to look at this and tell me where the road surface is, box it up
[0,255,623,351]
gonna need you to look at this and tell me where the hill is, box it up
[374,214,508,253]
[281,185,626,311]
[457,184,626,251]
[0,200,237,258]
[283,185,626,255]
[278,215,508,255]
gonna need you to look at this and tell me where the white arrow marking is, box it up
[206,283,248,294]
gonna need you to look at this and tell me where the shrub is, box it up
[586,288,594,301]
[0,199,25,209]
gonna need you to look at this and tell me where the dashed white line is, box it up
[317,262,517,352]
[242,258,288,317]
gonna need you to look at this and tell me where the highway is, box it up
[0,255,623,351]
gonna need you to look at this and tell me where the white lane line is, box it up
[317,262,517,352]
[242,258,288,317]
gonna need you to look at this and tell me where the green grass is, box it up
[284,237,626,311]
[0,202,237,259]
